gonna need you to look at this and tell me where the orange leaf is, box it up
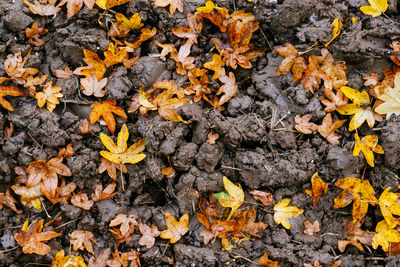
[52,249,87,267]
[0,86,25,111]
[294,114,317,134]
[125,27,157,50]
[57,143,75,159]
[103,43,128,67]
[35,81,63,112]
[110,214,138,243]
[70,230,96,255]
[203,54,226,80]
[303,220,320,236]
[151,0,183,15]
[258,252,279,267]
[78,119,93,135]
[52,66,73,80]
[95,0,130,9]
[275,43,306,82]
[317,113,346,146]
[319,88,348,112]
[90,99,127,134]
[249,190,273,206]
[304,172,328,206]
[0,188,22,214]
[160,212,189,243]
[206,130,219,144]
[74,49,106,80]
[98,157,127,180]
[24,0,65,16]
[92,182,117,201]
[26,22,48,47]
[71,193,94,210]
[217,72,237,105]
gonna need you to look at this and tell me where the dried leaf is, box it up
[160,212,189,243]
[24,0,65,16]
[151,0,183,15]
[88,248,111,267]
[90,100,127,134]
[217,72,237,105]
[317,113,346,146]
[216,176,244,221]
[4,122,14,138]
[74,49,106,80]
[363,72,379,87]
[294,114,317,134]
[319,88,348,112]
[98,157,127,180]
[70,230,96,255]
[275,43,306,82]
[124,27,157,50]
[81,74,107,97]
[273,198,304,229]
[390,40,400,52]
[258,252,279,267]
[103,43,128,67]
[92,182,117,201]
[304,172,328,206]
[353,133,384,167]
[95,0,130,10]
[206,130,219,144]
[0,189,22,214]
[26,22,48,47]
[57,143,75,159]
[338,218,374,252]
[374,72,400,119]
[79,119,93,135]
[52,249,87,267]
[106,249,141,267]
[35,81,63,112]
[324,17,342,47]
[109,214,138,243]
[249,190,273,206]
[138,223,160,249]
[303,220,320,236]
[12,184,42,210]
[4,51,38,85]
[0,86,26,111]
[42,178,76,205]
[52,66,73,80]
[71,193,94,210]
[203,54,226,80]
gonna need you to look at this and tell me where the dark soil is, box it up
[0,0,400,266]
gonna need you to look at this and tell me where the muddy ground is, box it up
[1,0,400,266]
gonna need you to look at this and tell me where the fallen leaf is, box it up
[240,207,268,237]
[338,218,374,252]
[275,43,306,82]
[203,54,226,80]
[249,190,273,206]
[216,176,244,221]
[305,172,328,206]
[161,156,175,178]
[390,40,400,52]
[303,220,320,236]
[90,100,127,134]
[14,219,61,255]
[103,43,128,67]
[217,72,237,105]
[4,51,38,85]
[109,214,138,243]
[52,249,87,267]
[88,248,111,267]
[206,130,219,144]
[71,193,94,210]
[106,248,141,267]
[374,72,400,119]
[124,27,157,50]
[151,0,183,15]
[24,75,48,95]
[52,66,73,80]
[160,212,189,243]
[353,133,384,167]
[98,157,127,180]
[294,114,318,134]
[363,72,379,87]
[4,122,14,138]
[26,22,48,47]
[24,0,65,16]
[372,219,400,252]
[79,119,93,135]
[273,198,304,229]
[360,0,388,17]
[172,13,202,61]
[138,223,160,249]
[42,178,76,205]
[35,81,63,112]
[74,49,106,80]
[319,88,348,112]
[324,17,342,47]
[57,143,75,159]
[12,184,42,210]
[92,182,117,201]
[0,188,22,214]
[95,0,130,9]
[112,13,143,37]
[0,86,26,111]
[81,74,108,97]
[378,187,400,229]
[258,252,279,267]
[70,230,96,255]
[317,113,346,145]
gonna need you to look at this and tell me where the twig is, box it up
[0,246,18,253]
[40,196,50,218]
[27,132,44,152]
[221,165,242,171]
[54,217,82,230]
[259,27,272,51]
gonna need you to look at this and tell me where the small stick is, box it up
[54,217,81,230]
[27,132,45,152]
[259,27,273,51]
[39,196,50,218]
[220,165,242,171]
[0,246,18,253]
[120,163,125,191]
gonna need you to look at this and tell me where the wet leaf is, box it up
[42,178,76,205]
[337,218,374,252]
[0,86,25,111]
[374,72,400,119]
[294,114,318,134]
[319,87,348,112]
[0,188,22,214]
[305,172,328,206]
[378,187,400,229]
[324,17,342,47]
[70,230,96,255]
[71,193,94,210]
[258,252,279,267]
[98,157,127,180]
[95,0,130,9]
[172,14,202,61]
[4,51,38,85]
[88,248,111,267]
[124,27,157,50]
[110,214,138,243]
[206,130,219,144]
[203,54,226,80]
[217,176,244,221]
[74,49,106,80]
[52,249,87,267]
[91,182,117,201]
[12,184,42,210]
[24,0,65,16]
[151,0,183,15]
[273,198,304,229]
[138,223,160,249]
[80,74,107,97]
[249,190,273,206]
[103,43,128,67]
[303,220,320,236]
[52,66,73,80]
[115,13,143,34]
[106,248,141,267]
[90,100,127,134]
[79,119,93,135]
[26,22,48,47]
[217,72,237,105]
[35,81,63,112]
[275,43,306,82]
[317,113,346,145]
[160,212,189,243]
[353,133,384,167]
[57,143,75,159]
[360,0,388,17]
[14,219,61,255]
[240,207,268,237]
[372,220,400,251]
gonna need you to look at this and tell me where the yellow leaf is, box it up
[352,17,358,24]
[100,124,146,165]
[360,0,388,17]
[273,198,304,229]
[324,17,342,47]
[95,0,130,10]
[353,133,384,167]
[333,178,377,223]
[103,43,128,67]
[35,81,63,112]
[217,176,244,221]
[115,13,143,32]
[52,249,87,267]
[305,172,328,206]
[12,184,42,210]
[196,0,216,13]
[378,187,400,229]
[374,72,400,119]
[221,238,232,251]
[372,220,400,251]
[160,212,189,243]
[336,86,377,131]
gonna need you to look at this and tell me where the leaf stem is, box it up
[120,163,125,191]
[0,246,18,253]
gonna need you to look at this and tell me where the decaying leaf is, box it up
[138,223,160,249]
[42,178,76,205]
[151,0,183,15]
[24,0,65,16]
[374,72,400,119]
[160,212,189,243]
[0,189,22,214]
[70,230,96,255]
[57,143,75,159]
[79,119,93,135]
[91,182,117,201]
[378,187,400,229]
[275,43,306,82]
[52,66,73,80]
[35,81,63,112]
[363,72,379,87]
[74,49,106,80]
[52,249,87,267]
[4,51,38,85]
[26,22,48,47]
[273,198,304,229]
[319,88,348,112]
[203,54,226,80]
[294,114,317,134]
[88,248,111,267]
[106,248,141,267]
[360,0,388,17]
[258,252,279,267]
[110,214,138,244]
[353,133,384,167]
[110,13,143,37]
[206,130,219,144]
[338,218,374,252]
[90,100,127,134]
[4,122,14,138]
[0,86,25,111]
[334,178,377,223]
[249,190,273,206]
[12,184,42,210]
[14,219,61,255]
[161,156,175,178]
[317,113,346,145]
[71,193,94,210]
[98,157,127,180]
[305,172,328,207]
[217,72,237,105]
[372,219,400,252]
[66,0,95,19]
[216,176,244,221]
[80,74,108,97]
[303,220,320,236]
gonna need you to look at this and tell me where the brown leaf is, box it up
[71,193,94,210]
[319,88,348,112]
[317,113,346,145]
[4,51,38,85]
[79,119,93,135]
[70,230,96,255]
[258,252,279,267]
[138,223,160,249]
[57,143,75,159]
[151,0,183,15]
[217,72,237,105]
[98,157,127,180]
[106,248,141,267]
[80,74,108,97]
[88,248,111,267]
[109,214,138,243]
[363,72,379,87]
[92,182,117,201]
[206,130,219,144]
[240,208,268,238]
[249,190,273,206]
[26,22,48,47]
[337,218,374,252]
[42,178,76,205]
[0,188,22,214]
[303,220,320,236]
[172,14,202,61]
[4,122,14,138]
[390,40,400,52]
[275,43,306,82]
[24,0,65,16]
[52,67,73,80]
[294,114,317,134]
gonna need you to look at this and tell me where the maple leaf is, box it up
[374,72,400,119]
[95,0,130,9]
[4,122,14,138]
[216,72,237,105]
[52,249,87,267]
[14,219,61,255]
[26,22,48,47]
[113,13,143,37]
[305,172,328,206]
[24,0,65,16]
[57,143,75,159]
[294,114,318,134]
[138,223,161,249]
[24,74,48,95]
[110,214,138,243]
[336,86,381,131]
[240,207,268,237]
[0,85,25,111]
[160,212,189,243]
[79,119,93,135]
[92,182,117,201]
[353,133,384,167]
[71,193,94,210]
[273,198,304,229]
[334,178,378,223]
[88,248,111,267]
[319,49,348,90]
[52,66,73,80]
[206,130,219,144]
[391,40,400,52]
[90,99,127,134]
[42,178,76,205]
[74,49,106,80]
[80,74,107,97]
[324,17,343,47]
[172,13,202,61]
[185,68,211,102]
[103,43,128,67]
[360,0,388,17]
[203,54,226,80]
[4,51,38,85]
[275,43,306,82]
[106,248,141,267]
[249,190,273,206]
[372,219,400,251]
[303,220,320,236]
[378,187,400,229]
[258,253,279,267]
[12,184,42,210]
[215,176,244,221]
[35,81,63,112]
[67,0,94,19]
[363,72,379,87]
[124,27,157,51]
[99,157,127,180]
[317,113,346,145]
[320,88,348,112]
[70,230,96,255]
[299,54,326,93]
[151,0,183,15]
[337,218,374,252]
[26,157,71,198]
[0,189,22,214]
